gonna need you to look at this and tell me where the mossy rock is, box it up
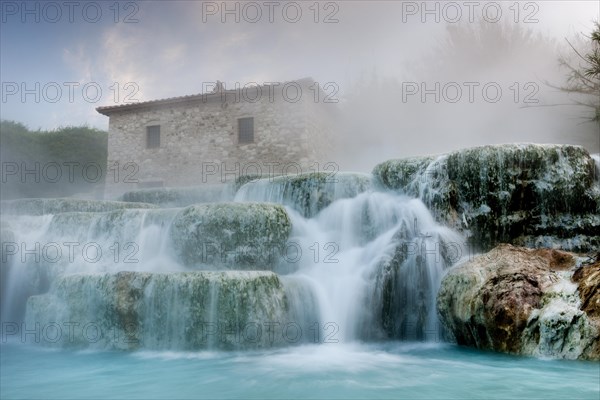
[372,156,435,194]
[236,172,372,217]
[373,144,599,252]
[169,202,291,270]
[25,271,289,350]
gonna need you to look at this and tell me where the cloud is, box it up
[62,45,93,84]
[161,44,187,65]
[100,26,154,98]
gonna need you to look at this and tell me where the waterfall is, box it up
[24,271,289,350]
[234,172,372,217]
[1,215,54,322]
[0,207,182,323]
[592,153,600,184]
[237,179,463,343]
[2,173,463,349]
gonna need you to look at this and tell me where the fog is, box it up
[0,0,598,191]
[330,14,599,170]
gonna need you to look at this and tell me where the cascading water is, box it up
[1,215,54,322]
[0,207,182,325]
[592,153,600,183]
[2,153,598,400]
[233,172,372,217]
[1,173,463,349]
[236,177,464,343]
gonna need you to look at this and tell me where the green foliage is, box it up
[0,120,108,199]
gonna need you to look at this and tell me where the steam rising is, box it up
[333,17,599,171]
[0,1,598,196]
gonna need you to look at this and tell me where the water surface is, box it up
[2,341,598,399]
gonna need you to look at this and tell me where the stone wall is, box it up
[103,83,335,197]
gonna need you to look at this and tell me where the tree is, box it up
[555,22,600,123]
[420,20,557,80]
[0,120,108,199]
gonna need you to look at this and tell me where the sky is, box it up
[0,0,598,168]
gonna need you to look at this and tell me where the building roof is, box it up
[96,77,316,116]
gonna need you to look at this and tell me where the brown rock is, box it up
[437,244,599,360]
[572,261,600,319]
[533,248,576,270]
[479,270,543,353]
[570,259,600,360]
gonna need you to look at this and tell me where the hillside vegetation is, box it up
[0,120,108,199]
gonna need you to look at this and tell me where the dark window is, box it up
[238,117,254,144]
[146,125,161,148]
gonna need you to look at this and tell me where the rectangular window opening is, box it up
[146,125,161,148]
[238,117,254,144]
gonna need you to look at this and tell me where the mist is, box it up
[2,3,600,395]
[331,17,599,171]
[1,0,598,192]
[0,122,108,200]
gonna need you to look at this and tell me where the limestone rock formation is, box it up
[26,271,290,350]
[169,202,291,269]
[235,172,372,217]
[437,244,599,360]
[373,144,600,252]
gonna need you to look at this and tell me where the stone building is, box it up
[96,78,336,196]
